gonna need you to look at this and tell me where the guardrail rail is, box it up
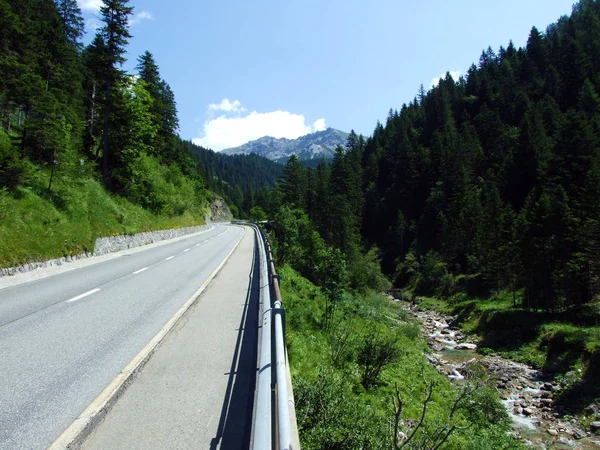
[251,224,300,450]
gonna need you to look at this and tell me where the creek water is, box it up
[403,302,600,449]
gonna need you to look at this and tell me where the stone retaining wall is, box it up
[0,224,210,277]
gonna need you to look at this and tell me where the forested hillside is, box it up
[181,140,282,217]
[0,0,281,264]
[363,0,600,314]
[257,3,600,445]
[264,0,600,314]
[0,0,205,208]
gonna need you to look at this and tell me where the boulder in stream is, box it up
[456,342,477,350]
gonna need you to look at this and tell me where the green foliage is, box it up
[0,129,27,188]
[182,139,282,217]
[357,328,401,389]
[0,0,216,260]
[349,246,392,293]
[346,1,600,313]
[0,179,205,267]
[126,153,200,216]
[279,154,306,209]
[249,205,266,222]
[294,370,390,449]
[279,265,518,450]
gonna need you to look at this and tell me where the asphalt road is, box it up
[0,224,244,450]
[81,226,259,450]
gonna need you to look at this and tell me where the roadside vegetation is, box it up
[278,264,520,449]
[0,176,206,267]
[265,206,519,448]
[249,1,600,440]
[0,1,259,267]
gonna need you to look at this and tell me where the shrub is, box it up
[126,153,199,216]
[357,329,401,389]
[0,129,27,189]
[294,370,389,449]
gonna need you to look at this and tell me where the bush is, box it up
[349,246,391,293]
[329,319,359,368]
[126,153,200,216]
[294,370,389,449]
[0,129,27,189]
[357,328,401,389]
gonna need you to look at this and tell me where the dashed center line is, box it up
[133,267,148,274]
[195,243,200,247]
[183,248,190,253]
[165,256,175,261]
[66,288,101,303]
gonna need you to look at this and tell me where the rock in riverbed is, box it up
[456,342,477,350]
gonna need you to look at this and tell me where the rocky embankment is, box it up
[208,197,233,221]
[402,302,600,449]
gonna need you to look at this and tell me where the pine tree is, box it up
[136,52,179,162]
[55,0,84,47]
[99,0,133,185]
[279,154,306,209]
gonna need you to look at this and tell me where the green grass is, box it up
[0,177,207,267]
[279,265,521,449]
[416,292,600,416]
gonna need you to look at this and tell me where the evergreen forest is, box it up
[0,0,278,265]
[262,0,600,314]
[253,2,600,446]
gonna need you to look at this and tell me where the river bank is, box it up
[399,301,600,449]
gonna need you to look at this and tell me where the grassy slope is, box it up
[0,179,206,267]
[419,294,600,417]
[279,265,520,449]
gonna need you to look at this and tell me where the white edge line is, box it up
[48,226,247,450]
[165,256,174,261]
[66,288,101,303]
[132,267,148,275]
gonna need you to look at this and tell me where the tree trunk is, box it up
[101,79,111,187]
[88,80,97,157]
[48,148,57,193]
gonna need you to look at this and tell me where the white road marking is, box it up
[66,288,101,303]
[195,243,200,247]
[133,267,148,274]
[183,248,190,253]
[165,256,175,261]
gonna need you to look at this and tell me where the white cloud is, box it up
[78,0,102,12]
[313,118,326,132]
[85,18,102,31]
[130,10,153,26]
[193,101,327,151]
[208,98,246,113]
[431,70,462,87]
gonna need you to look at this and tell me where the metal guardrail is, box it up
[251,224,300,450]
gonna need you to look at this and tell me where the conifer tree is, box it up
[99,0,133,184]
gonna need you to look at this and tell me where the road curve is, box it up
[0,224,244,450]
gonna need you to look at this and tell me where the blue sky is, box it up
[78,0,576,151]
